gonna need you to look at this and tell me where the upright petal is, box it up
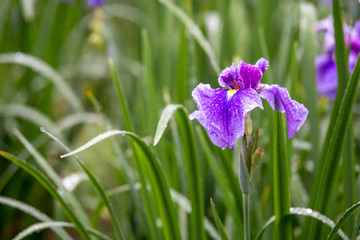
[315,54,338,100]
[218,63,241,89]
[258,84,308,139]
[256,58,269,74]
[239,61,263,89]
[189,83,263,149]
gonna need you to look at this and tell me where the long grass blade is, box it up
[40,128,125,240]
[273,111,291,239]
[332,4,356,236]
[20,0,35,22]
[158,0,220,74]
[0,104,59,134]
[12,221,112,240]
[105,184,220,239]
[332,0,349,94]
[109,58,134,132]
[13,129,90,227]
[298,3,320,167]
[57,113,103,131]
[0,52,82,111]
[210,199,230,240]
[327,201,360,240]
[0,151,91,240]
[154,104,182,146]
[59,130,181,240]
[255,207,349,240]
[341,121,356,237]
[142,29,158,132]
[195,126,243,231]
[308,32,360,239]
[176,107,205,240]
[64,126,158,239]
[154,104,206,239]
[0,196,71,240]
[103,4,154,28]
[13,222,73,240]
[174,26,189,104]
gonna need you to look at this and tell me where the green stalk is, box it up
[243,193,251,240]
[273,110,291,240]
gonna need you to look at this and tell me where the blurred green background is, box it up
[1,0,360,239]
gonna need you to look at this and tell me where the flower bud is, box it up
[245,113,252,140]
[251,147,264,167]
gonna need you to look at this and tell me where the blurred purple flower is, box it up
[318,0,332,3]
[319,0,360,3]
[87,0,105,8]
[315,17,360,100]
[58,0,106,8]
[189,59,308,150]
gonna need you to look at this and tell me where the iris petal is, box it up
[189,83,263,149]
[239,61,263,89]
[315,54,338,100]
[256,58,269,74]
[258,84,308,139]
[218,63,240,89]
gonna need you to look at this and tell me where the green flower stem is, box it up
[243,193,251,240]
[239,115,256,240]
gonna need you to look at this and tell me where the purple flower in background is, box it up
[189,58,308,150]
[319,0,360,4]
[318,0,332,3]
[87,0,105,8]
[59,0,106,8]
[315,17,360,100]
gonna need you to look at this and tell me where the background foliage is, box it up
[1,0,360,239]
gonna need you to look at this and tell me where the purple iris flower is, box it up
[58,0,105,8]
[189,58,308,150]
[320,0,360,3]
[318,0,332,3]
[87,0,106,8]
[315,17,360,100]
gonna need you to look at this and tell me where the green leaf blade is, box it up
[177,107,206,240]
[210,199,229,240]
[273,111,291,240]
[0,151,91,240]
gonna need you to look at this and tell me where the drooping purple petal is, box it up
[87,0,105,8]
[258,84,308,139]
[189,83,263,149]
[218,63,241,89]
[239,61,263,89]
[315,54,338,100]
